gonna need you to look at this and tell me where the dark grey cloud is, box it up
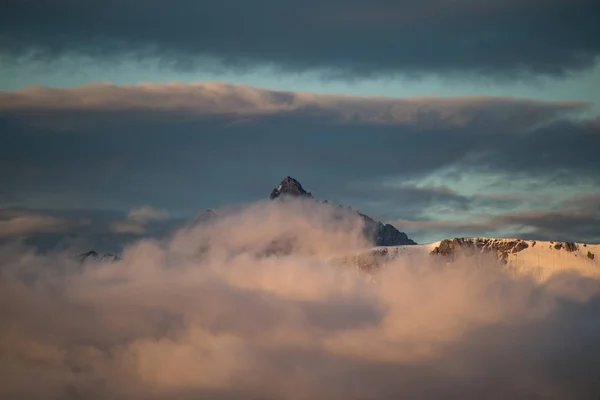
[458,117,600,183]
[395,205,600,244]
[1,0,599,77]
[340,184,555,224]
[0,208,183,253]
[495,209,600,243]
[1,83,598,242]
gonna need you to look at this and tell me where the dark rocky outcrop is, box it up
[269,176,416,246]
[78,250,99,261]
[270,176,313,200]
[553,242,578,252]
[78,250,120,263]
[359,212,416,246]
[564,242,578,252]
[431,238,584,264]
[588,251,596,260]
[431,238,529,263]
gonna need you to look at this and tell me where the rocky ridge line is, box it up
[269,176,416,246]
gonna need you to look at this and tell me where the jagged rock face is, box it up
[430,238,530,263]
[430,238,582,263]
[269,176,416,246]
[78,250,99,261]
[554,241,578,252]
[78,251,120,263]
[270,176,313,200]
[359,213,416,246]
[588,251,596,260]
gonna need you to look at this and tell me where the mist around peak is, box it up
[1,199,600,399]
[268,176,416,246]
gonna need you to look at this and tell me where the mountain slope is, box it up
[270,176,312,200]
[337,238,600,282]
[269,176,416,246]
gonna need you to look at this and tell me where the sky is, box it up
[3,2,600,399]
[1,0,600,248]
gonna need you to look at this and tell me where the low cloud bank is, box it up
[1,200,599,399]
[0,210,68,238]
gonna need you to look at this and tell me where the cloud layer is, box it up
[0,209,67,238]
[2,0,599,78]
[0,82,586,128]
[1,82,598,243]
[1,200,600,399]
[112,206,170,234]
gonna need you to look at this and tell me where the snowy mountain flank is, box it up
[336,238,599,282]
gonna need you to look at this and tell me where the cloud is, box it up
[0,208,180,253]
[1,0,599,78]
[328,180,600,242]
[566,193,600,212]
[0,210,67,238]
[493,209,600,242]
[128,206,169,223]
[395,204,600,244]
[111,206,170,234]
[0,82,587,129]
[457,117,600,182]
[110,221,147,235]
[395,217,493,232]
[1,199,599,399]
[0,83,598,243]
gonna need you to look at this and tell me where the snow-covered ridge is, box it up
[339,238,599,282]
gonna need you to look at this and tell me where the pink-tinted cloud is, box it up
[0,210,68,238]
[0,82,588,129]
[110,206,170,235]
[1,199,599,399]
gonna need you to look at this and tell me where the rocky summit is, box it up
[80,176,417,261]
[269,176,416,246]
[269,176,313,200]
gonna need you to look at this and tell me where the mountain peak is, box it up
[269,176,313,200]
[78,250,120,263]
[268,176,416,246]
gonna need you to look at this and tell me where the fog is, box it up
[1,199,599,399]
